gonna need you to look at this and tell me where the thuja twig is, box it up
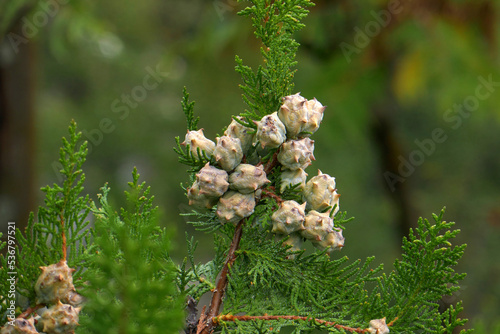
[60,213,67,261]
[264,150,279,174]
[195,306,207,334]
[215,314,398,333]
[19,304,45,319]
[387,317,398,326]
[215,314,368,333]
[261,188,283,204]
[198,219,245,334]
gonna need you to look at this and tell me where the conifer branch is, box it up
[174,136,214,172]
[171,1,470,333]
[59,213,67,262]
[235,0,313,119]
[263,149,279,174]
[182,86,199,131]
[214,314,376,333]
[199,220,245,334]
[387,317,398,326]
[196,306,208,334]
[19,304,45,319]
[261,188,283,204]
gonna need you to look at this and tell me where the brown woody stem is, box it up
[261,188,283,204]
[19,304,45,319]
[214,314,370,333]
[197,220,245,334]
[264,150,279,175]
[60,213,67,261]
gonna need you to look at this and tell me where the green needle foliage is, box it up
[0,0,471,333]
[235,0,314,127]
[372,211,470,333]
[172,1,471,333]
[0,125,185,332]
[174,88,214,173]
[176,233,228,301]
[0,121,94,314]
[79,169,184,334]
[211,211,469,333]
[182,86,200,132]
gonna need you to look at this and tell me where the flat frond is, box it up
[0,121,94,311]
[371,209,468,332]
[80,171,184,333]
[182,86,199,131]
[235,0,314,119]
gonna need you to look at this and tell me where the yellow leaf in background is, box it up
[392,49,426,104]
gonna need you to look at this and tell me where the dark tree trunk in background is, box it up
[371,104,416,244]
[0,16,37,250]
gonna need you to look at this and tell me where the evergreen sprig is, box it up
[181,207,224,233]
[235,0,314,126]
[174,137,214,173]
[79,169,184,333]
[176,233,228,301]
[0,0,473,333]
[0,121,94,313]
[182,86,200,131]
[205,210,469,333]
[441,302,469,333]
[0,123,187,331]
[221,220,382,332]
[173,87,214,173]
[173,91,213,174]
[334,211,355,231]
[369,209,470,334]
[170,0,470,332]
[278,182,303,202]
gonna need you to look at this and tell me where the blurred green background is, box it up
[1,0,499,331]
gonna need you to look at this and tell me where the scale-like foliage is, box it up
[0,1,472,333]
[188,210,469,334]
[0,125,186,332]
[78,169,184,334]
[171,1,471,333]
[182,86,200,132]
[173,88,215,174]
[368,210,471,334]
[176,233,228,301]
[0,121,94,313]
[220,221,380,332]
[235,0,314,126]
